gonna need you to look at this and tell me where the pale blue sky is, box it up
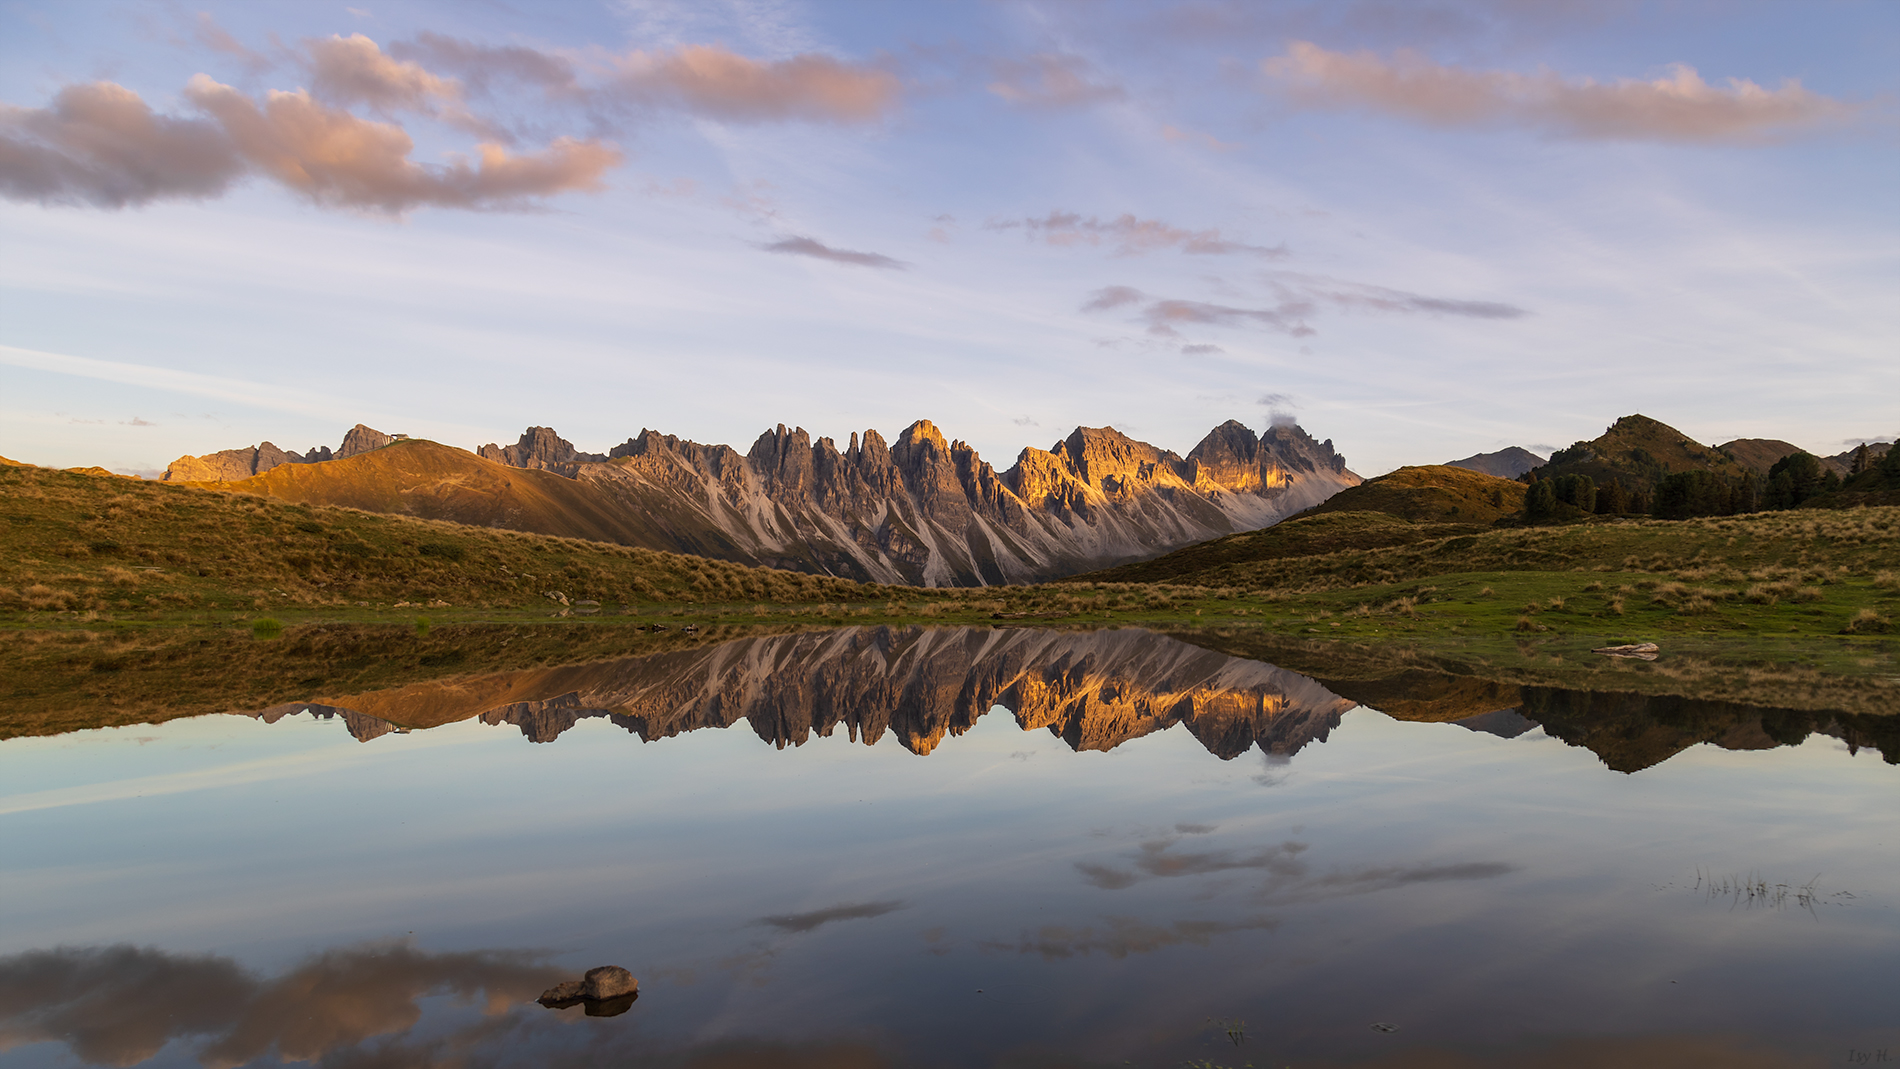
[2,0,1895,477]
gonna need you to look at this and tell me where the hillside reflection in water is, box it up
[0,626,1895,1069]
[247,625,1899,773]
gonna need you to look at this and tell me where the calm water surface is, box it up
[1,626,1895,1068]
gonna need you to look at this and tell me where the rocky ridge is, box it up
[182,417,1359,585]
[162,424,396,481]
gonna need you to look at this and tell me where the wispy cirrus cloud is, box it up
[1082,276,1526,339]
[993,210,1288,257]
[987,53,1123,109]
[762,236,906,269]
[1261,40,1854,141]
[609,45,901,123]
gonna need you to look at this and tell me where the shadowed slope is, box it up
[1304,465,1524,524]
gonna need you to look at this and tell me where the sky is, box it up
[1,0,1895,479]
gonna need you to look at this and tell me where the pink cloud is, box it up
[1262,41,1853,141]
[185,75,619,212]
[305,33,460,113]
[612,45,901,123]
[997,211,1287,257]
[0,82,242,207]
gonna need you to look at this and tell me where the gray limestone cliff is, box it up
[467,416,1360,585]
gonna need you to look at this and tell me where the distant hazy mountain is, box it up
[172,418,1360,586]
[1719,437,1891,477]
[1444,447,1544,479]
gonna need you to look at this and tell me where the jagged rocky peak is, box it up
[478,426,605,474]
[161,424,387,481]
[1056,426,1178,492]
[336,424,397,459]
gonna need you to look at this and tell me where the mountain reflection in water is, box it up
[243,625,1899,772]
[3,625,1897,1069]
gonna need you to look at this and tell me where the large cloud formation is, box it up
[0,83,243,208]
[0,74,617,212]
[0,30,900,212]
[1262,41,1851,141]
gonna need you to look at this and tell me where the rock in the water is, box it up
[583,965,638,1000]
[538,965,638,1008]
[538,980,585,1003]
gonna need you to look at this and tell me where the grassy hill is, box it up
[0,462,874,621]
[1304,464,1524,524]
[1080,511,1487,585]
[1534,414,1744,494]
[1089,506,1899,594]
[1717,438,1803,475]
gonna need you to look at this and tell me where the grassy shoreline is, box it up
[5,463,1896,730]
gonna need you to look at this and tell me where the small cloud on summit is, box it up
[761,236,906,269]
[1257,394,1299,425]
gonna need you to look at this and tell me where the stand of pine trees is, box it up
[1520,445,1892,523]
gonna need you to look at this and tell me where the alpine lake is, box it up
[2,621,1895,1069]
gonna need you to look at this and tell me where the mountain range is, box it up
[160,419,1359,586]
